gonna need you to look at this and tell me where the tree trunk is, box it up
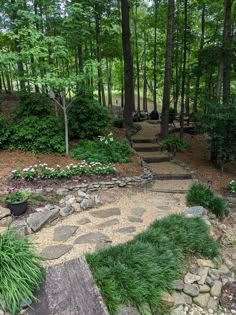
[134,1,140,112]
[106,58,112,107]
[222,0,232,104]
[121,0,134,128]
[143,37,147,111]
[193,4,205,112]
[180,0,188,138]
[153,0,158,111]
[161,0,175,139]
[62,95,69,156]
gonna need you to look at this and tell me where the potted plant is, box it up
[5,186,31,216]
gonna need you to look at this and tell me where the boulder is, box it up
[27,209,59,232]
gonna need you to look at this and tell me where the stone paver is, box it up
[27,209,59,232]
[74,232,111,244]
[114,226,136,234]
[128,216,143,223]
[90,208,121,218]
[41,245,73,260]
[77,218,91,225]
[53,225,78,242]
[130,207,146,217]
[0,206,10,220]
[96,219,119,230]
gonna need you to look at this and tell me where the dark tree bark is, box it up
[143,36,147,111]
[161,0,175,139]
[121,0,134,128]
[153,0,158,111]
[134,1,140,112]
[193,4,205,112]
[180,0,188,138]
[222,0,232,104]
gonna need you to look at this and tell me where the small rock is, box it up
[71,203,81,212]
[118,305,140,315]
[27,209,59,232]
[184,206,206,217]
[172,292,185,306]
[66,197,76,205]
[209,226,222,241]
[59,205,74,217]
[114,226,136,234]
[198,267,209,285]
[170,306,184,315]
[161,292,175,307]
[44,204,55,211]
[197,259,214,268]
[78,190,87,198]
[210,280,222,297]
[183,284,200,297]
[172,280,184,291]
[218,264,230,275]
[208,297,219,311]
[199,284,210,293]
[45,187,53,193]
[208,269,220,281]
[182,292,192,304]
[94,195,103,206]
[206,276,215,287]
[128,216,143,223]
[77,218,91,225]
[80,198,96,210]
[184,272,201,284]
[193,293,210,308]
[0,206,11,220]
[224,257,235,270]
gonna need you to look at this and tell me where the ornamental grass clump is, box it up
[0,228,44,314]
[187,181,228,218]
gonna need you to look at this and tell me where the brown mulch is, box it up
[176,133,235,194]
[0,149,143,191]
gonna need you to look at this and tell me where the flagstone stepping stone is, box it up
[118,305,140,315]
[95,241,112,251]
[128,216,143,223]
[74,232,111,245]
[77,218,91,225]
[130,207,146,217]
[53,225,78,242]
[27,209,59,232]
[0,206,10,220]
[90,208,121,218]
[96,218,119,230]
[115,226,136,234]
[41,245,73,260]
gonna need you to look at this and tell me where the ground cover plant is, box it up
[186,181,228,218]
[70,133,133,163]
[11,162,116,181]
[0,228,44,314]
[228,180,236,194]
[160,136,190,152]
[86,214,219,315]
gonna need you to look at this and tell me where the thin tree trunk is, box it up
[161,0,175,139]
[106,58,112,107]
[193,4,205,112]
[121,0,134,128]
[216,61,224,99]
[143,37,147,111]
[134,1,140,112]
[153,0,158,111]
[180,0,188,138]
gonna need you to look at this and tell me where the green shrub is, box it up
[0,115,11,149]
[113,118,124,128]
[68,96,111,139]
[70,134,132,163]
[160,136,190,152]
[14,91,52,119]
[10,115,64,154]
[86,214,219,315]
[0,228,44,314]
[228,180,236,193]
[187,181,228,217]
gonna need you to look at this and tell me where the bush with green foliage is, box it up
[10,115,65,154]
[0,228,44,315]
[14,91,52,119]
[228,180,236,193]
[197,100,236,166]
[186,181,228,217]
[86,214,219,315]
[0,115,11,149]
[68,95,111,139]
[70,134,133,163]
[113,118,124,128]
[160,136,190,152]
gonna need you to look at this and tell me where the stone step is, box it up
[148,161,189,174]
[143,156,170,163]
[151,179,193,191]
[153,173,193,180]
[134,146,161,152]
[132,138,158,143]
[27,257,109,315]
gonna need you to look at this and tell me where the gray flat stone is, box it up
[77,218,91,225]
[172,292,185,306]
[90,208,121,218]
[183,284,199,297]
[172,280,184,291]
[60,205,74,217]
[193,293,210,308]
[74,232,111,244]
[27,209,59,232]
[118,305,140,315]
[114,226,136,234]
[53,225,78,242]
[130,207,146,217]
[96,219,119,230]
[80,199,95,210]
[0,206,10,219]
[210,280,222,297]
[128,216,143,223]
[184,206,206,217]
[41,245,73,260]
[197,267,209,285]
[208,297,218,311]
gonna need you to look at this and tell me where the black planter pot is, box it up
[8,200,28,216]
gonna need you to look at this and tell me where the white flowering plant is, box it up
[11,162,116,181]
[228,180,236,193]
